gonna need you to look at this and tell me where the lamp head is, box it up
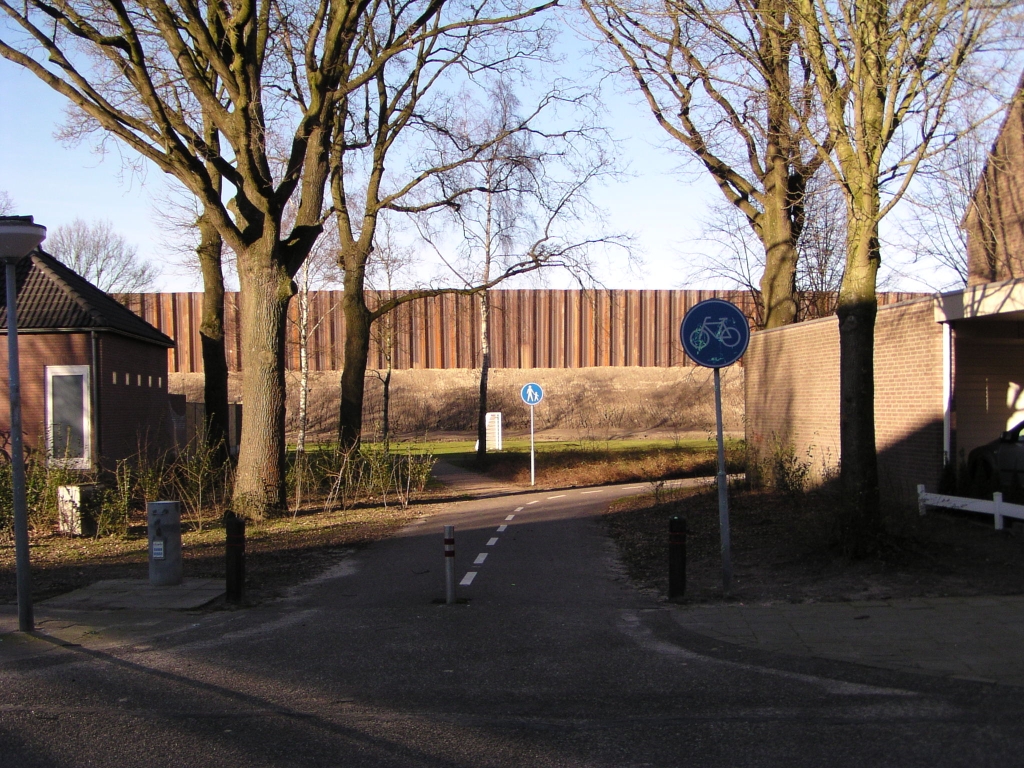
[0,216,47,265]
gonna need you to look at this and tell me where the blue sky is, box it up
[0,46,951,294]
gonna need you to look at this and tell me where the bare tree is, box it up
[894,128,993,289]
[690,166,846,323]
[583,0,829,328]
[364,218,418,447]
[1,0,557,516]
[414,83,623,464]
[0,191,14,215]
[48,218,157,293]
[326,18,622,449]
[794,170,846,318]
[150,178,233,464]
[793,0,1015,552]
[292,224,342,457]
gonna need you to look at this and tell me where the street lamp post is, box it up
[0,216,47,633]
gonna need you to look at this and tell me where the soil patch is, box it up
[0,504,422,605]
[604,485,1024,604]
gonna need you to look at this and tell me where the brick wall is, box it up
[745,315,841,480]
[745,299,946,499]
[873,300,946,498]
[0,331,171,467]
[0,333,92,454]
[97,334,172,464]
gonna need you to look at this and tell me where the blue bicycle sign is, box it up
[680,299,749,368]
[689,316,743,353]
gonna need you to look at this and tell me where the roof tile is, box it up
[0,251,175,347]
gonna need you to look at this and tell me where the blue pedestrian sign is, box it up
[680,299,750,368]
[521,383,544,406]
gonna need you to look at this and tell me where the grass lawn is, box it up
[428,437,745,488]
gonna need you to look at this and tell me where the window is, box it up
[112,372,117,385]
[45,365,91,468]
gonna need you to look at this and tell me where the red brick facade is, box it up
[95,334,172,463]
[0,332,91,449]
[745,299,946,499]
[0,330,171,467]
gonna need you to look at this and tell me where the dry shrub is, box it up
[169,366,745,443]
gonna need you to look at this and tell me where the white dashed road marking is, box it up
[581,490,603,495]
[474,553,488,565]
[487,537,499,546]
[515,507,524,512]
[505,515,515,521]
[528,501,539,505]
[497,524,507,532]
[460,572,477,586]
[548,495,566,499]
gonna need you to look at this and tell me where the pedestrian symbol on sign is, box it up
[521,383,544,405]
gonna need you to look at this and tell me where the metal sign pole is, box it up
[521,383,544,489]
[530,405,536,486]
[714,366,732,594]
[7,261,32,631]
[680,299,747,598]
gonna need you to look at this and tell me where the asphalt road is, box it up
[3,483,1024,767]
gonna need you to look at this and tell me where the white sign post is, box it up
[521,383,544,486]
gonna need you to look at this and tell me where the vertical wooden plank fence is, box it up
[116,289,930,374]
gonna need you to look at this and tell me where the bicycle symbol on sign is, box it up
[689,317,742,353]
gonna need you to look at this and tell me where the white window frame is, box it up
[45,364,91,469]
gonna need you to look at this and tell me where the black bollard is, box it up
[668,515,687,600]
[225,510,246,604]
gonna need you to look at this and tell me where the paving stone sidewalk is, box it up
[39,577,224,611]
[671,595,1024,686]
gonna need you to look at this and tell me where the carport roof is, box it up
[934,277,1024,323]
[0,250,175,347]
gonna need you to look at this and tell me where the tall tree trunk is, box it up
[838,198,881,555]
[233,249,294,518]
[758,7,800,329]
[197,111,229,465]
[381,367,392,446]
[339,260,372,450]
[759,184,799,329]
[296,261,310,456]
[476,291,491,467]
[197,210,229,466]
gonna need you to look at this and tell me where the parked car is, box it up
[967,420,1024,502]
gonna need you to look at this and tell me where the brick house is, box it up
[745,79,1024,501]
[0,250,175,470]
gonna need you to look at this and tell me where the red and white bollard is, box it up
[444,525,456,605]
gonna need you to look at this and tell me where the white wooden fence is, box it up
[917,484,1024,530]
